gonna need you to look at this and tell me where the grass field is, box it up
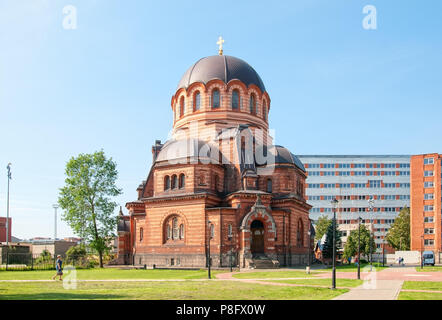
[402,281,442,291]
[399,292,442,300]
[263,278,363,288]
[0,280,348,300]
[232,270,317,279]
[416,266,442,272]
[0,268,222,280]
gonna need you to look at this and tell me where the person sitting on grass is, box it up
[52,255,63,281]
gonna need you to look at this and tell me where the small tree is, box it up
[315,215,332,241]
[58,150,122,268]
[322,222,342,259]
[386,207,410,250]
[343,224,376,260]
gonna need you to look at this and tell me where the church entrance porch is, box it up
[250,220,265,257]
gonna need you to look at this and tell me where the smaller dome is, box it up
[156,138,219,164]
[258,145,306,172]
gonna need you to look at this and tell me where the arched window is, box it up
[179,96,185,118]
[140,227,144,241]
[167,225,171,240]
[266,178,272,193]
[212,89,220,109]
[297,220,304,247]
[194,91,201,111]
[179,173,185,189]
[164,176,170,190]
[210,224,215,239]
[249,94,256,114]
[179,224,184,239]
[231,89,240,110]
[214,175,219,192]
[263,101,267,120]
[172,217,179,240]
[228,224,233,239]
[171,175,178,189]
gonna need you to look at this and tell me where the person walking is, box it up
[52,255,63,281]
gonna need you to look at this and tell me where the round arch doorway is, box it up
[250,220,265,256]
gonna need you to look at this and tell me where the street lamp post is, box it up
[368,198,375,270]
[357,216,361,280]
[307,230,311,274]
[6,163,12,246]
[53,204,59,241]
[421,235,424,269]
[331,198,339,290]
[382,240,385,267]
[207,220,212,279]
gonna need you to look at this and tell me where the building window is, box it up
[171,175,178,189]
[228,224,233,239]
[424,182,434,188]
[266,178,272,193]
[424,216,434,223]
[249,94,256,114]
[214,175,220,192]
[263,101,267,120]
[212,89,220,109]
[164,175,170,190]
[167,225,171,240]
[210,224,215,239]
[179,173,185,189]
[172,217,179,239]
[194,91,201,111]
[425,239,434,246]
[297,220,304,247]
[424,228,434,234]
[424,158,434,165]
[424,193,434,200]
[179,224,184,240]
[232,89,239,110]
[424,170,434,177]
[140,227,143,241]
[424,205,434,212]
[179,96,185,118]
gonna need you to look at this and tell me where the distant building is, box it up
[22,240,77,257]
[63,237,82,244]
[298,155,411,254]
[0,217,12,243]
[410,153,442,262]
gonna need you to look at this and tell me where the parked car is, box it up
[422,251,435,266]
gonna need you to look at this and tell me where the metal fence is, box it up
[0,253,91,271]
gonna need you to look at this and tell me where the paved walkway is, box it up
[333,280,403,300]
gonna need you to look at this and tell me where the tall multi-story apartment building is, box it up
[410,153,442,262]
[298,155,411,253]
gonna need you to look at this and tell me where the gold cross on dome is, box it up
[217,36,225,55]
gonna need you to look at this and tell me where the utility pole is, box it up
[6,163,11,246]
[331,198,339,290]
[53,204,59,240]
[357,216,361,279]
[207,220,212,279]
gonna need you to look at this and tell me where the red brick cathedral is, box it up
[116,45,312,268]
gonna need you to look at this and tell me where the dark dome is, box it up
[177,55,266,92]
[257,145,306,172]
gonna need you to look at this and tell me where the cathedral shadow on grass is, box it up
[0,292,124,300]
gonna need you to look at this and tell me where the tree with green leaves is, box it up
[386,206,410,251]
[321,221,342,259]
[58,150,122,268]
[314,215,332,241]
[343,224,376,260]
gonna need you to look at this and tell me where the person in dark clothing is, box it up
[52,255,63,281]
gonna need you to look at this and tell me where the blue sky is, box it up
[0,0,441,239]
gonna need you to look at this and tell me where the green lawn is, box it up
[399,281,442,300]
[0,280,348,300]
[0,268,223,280]
[416,266,442,272]
[264,278,363,288]
[232,270,317,279]
[399,292,442,300]
[402,281,442,291]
